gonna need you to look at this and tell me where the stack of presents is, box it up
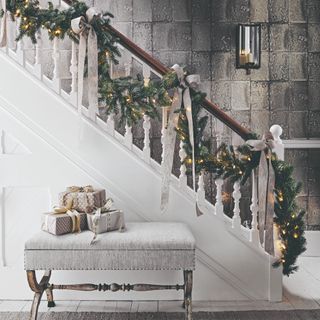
[42,186,125,243]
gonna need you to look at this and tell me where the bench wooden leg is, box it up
[184,270,193,320]
[26,270,53,320]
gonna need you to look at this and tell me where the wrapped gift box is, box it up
[58,186,106,213]
[87,210,125,235]
[41,212,88,235]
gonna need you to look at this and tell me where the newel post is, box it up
[268,124,284,302]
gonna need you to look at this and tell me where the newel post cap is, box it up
[270,124,283,143]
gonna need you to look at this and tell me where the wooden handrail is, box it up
[64,0,251,140]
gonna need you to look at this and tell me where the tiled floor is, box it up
[1,257,320,313]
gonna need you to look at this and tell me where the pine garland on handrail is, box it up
[0,0,306,276]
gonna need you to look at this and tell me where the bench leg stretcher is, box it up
[26,270,193,320]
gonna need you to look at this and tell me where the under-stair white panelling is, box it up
[0,29,282,302]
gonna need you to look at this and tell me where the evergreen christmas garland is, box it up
[0,0,306,276]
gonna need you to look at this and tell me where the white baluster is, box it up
[106,113,115,136]
[179,141,187,187]
[124,122,133,149]
[197,171,206,204]
[69,41,78,106]
[270,124,284,160]
[214,179,224,217]
[143,65,151,87]
[0,187,6,267]
[52,37,61,92]
[250,170,260,244]
[232,181,241,230]
[143,115,151,162]
[33,30,42,78]
[16,18,25,65]
[161,107,168,165]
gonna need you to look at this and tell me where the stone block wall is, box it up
[90,0,320,229]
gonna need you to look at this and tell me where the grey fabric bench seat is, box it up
[24,222,195,320]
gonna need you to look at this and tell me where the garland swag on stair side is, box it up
[0,0,306,276]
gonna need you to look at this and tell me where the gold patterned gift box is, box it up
[41,212,88,236]
[58,185,106,213]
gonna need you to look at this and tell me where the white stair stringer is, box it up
[0,49,282,301]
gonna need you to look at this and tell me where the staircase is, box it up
[0,0,283,301]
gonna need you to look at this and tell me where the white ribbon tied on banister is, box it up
[161,64,203,216]
[246,132,276,256]
[0,0,8,47]
[71,7,99,118]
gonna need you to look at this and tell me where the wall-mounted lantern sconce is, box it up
[236,24,261,75]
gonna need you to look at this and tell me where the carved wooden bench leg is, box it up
[184,270,193,320]
[26,270,52,320]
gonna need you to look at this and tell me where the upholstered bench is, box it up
[24,222,195,320]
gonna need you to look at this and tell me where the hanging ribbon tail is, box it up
[264,151,275,256]
[90,207,101,245]
[0,0,7,47]
[160,87,182,213]
[66,210,81,233]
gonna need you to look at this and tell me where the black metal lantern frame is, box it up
[236,24,261,75]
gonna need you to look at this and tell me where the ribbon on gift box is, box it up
[71,8,99,119]
[90,198,125,245]
[246,131,276,256]
[160,64,203,217]
[0,0,8,47]
[66,185,94,193]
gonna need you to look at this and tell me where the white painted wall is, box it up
[0,49,281,301]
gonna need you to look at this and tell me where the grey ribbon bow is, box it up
[247,132,276,256]
[71,8,99,118]
[160,64,203,216]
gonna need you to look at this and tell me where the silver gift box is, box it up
[87,210,125,234]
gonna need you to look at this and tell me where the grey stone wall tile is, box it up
[212,52,231,80]
[270,52,289,80]
[290,53,307,80]
[289,111,308,138]
[112,22,133,39]
[211,81,231,110]
[270,82,290,110]
[153,22,191,51]
[211,23,233,52]
[289,24,308,52]
[212,0,231,22]
[133,0,152,22]
[270,24,289,51]
[251,111,270,135]
[152,0,173,22]
[289,0,307,22]
[230,0,250,23]
[192,0,211,22]
[191,52,211,80]
[285,149,309,167]
[173,0,191,21]
[308,0,320,23]
[251,82,269,110]
[309,81,320,110]
[95,0,133,22]
[192,22,211,51]
[250,0,269,22]
[153,50,192,69]
[292,166,308,195]
[308,197,320,226]
[308,110,320,137]
[270,111,289,138]
[309,149,320,167]
[308,24,320,52]
[133,22,152,52]
[308,53,320,81]
[261,24,270,51]
[229,110,251,129]
[251,52,270,80]
[290,81,308,111]
[231,81,250,110]
[269,0,289,23]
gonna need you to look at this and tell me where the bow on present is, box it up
[160,64,203,216]
[0,0,8,47]
[66,185,94,193]
[246,132,276,256]
[71,8,99,119]
[49,199,82,233]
